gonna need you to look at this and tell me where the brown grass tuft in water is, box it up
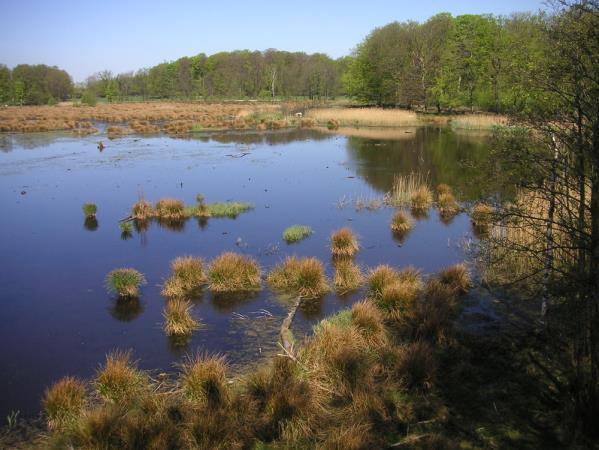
[163,299,200,337]
[161,256,206,298]
[267,256,329,298]
[333,259,364,294]
[330,227,359,258]
[437,263,471,294]
[208,252,261,293]
[43,377,87,430]
[410,185,433,211]
[390,210,413,234]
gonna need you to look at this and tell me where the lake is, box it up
[0,126,493,419]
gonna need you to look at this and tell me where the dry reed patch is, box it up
[333,259,364,294]
[105,268,146,298]
[330,227,359,258]
[180,353,229,407]
[163,299,200,337]
[387,172,429,206]
[267,256,329,298]
[410,185,433,211]
[390,210,412,234]
[94,351,147,404]
[43,377,87,430]
[306,107,420,127]
[208,252,261,293]
[450,114,508,130]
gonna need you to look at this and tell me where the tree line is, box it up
[0,64,72,105]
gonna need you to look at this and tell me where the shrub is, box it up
[330,227,359,257]
[410,185,433,211]
[267,256,328,298]
[390,210,412,234]
[208,252,261,292]
[82,203,97,218]
[163,298,200,336]
[94,351,147,404]
[333,259,363,294]
[43,377,87,430]
[105,268,146,298]
[81,90,97,107]
[283,225,313,244]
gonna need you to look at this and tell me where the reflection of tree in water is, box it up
[190,128,332,146]
[110,297,144,322]
[344,127,494,201]
[156,217,186,232]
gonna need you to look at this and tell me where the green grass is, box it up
[206,202,254,218]
[105,268,146,298]
[283,225,313,243]
[82,203,97,218]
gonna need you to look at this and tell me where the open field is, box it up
[0,103,510,134]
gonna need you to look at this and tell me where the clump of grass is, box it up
[437,183,452,195]
[378,280,420,312]
[82,203,97,218]
[163,299,200,337]
[416,279,459,343]
[283,225,313,244]
[208,252,261,293]
[155,198,186,220]
[394,341,437,390]
[105,268,146,298]
[267,256,328,298]
[410,185,433,211]
[180,353,229,407]
[366,265,399,300]
[161,256,206,298]
[471,203,495,227]
[119,222,133,240]
[206,202,253,218]
[438,192,460,217]
[390,210,412,234]
[351,300,387,347]
[131,199,154,220]
[94,350,147,404]
[327,118,340,130]
[333,259,364,294]
[330,227,359,258]
[438,263,471,294]
[195,194,210,217]
[388,172,429,206]
[43,377,87,430]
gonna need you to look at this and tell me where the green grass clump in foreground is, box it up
[208,252,261,293]
[267,256,329,299]
[82,203,97,218]
[283,225,313,243]
[206,202,254,218]
[105,268,146,298]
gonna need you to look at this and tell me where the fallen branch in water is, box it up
[280,297,301,351]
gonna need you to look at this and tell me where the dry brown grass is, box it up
[438,264,471,294]
[450,114,508,130]
[306,107,420,127]
[154,198,186,220]
[471,203,495,227]
[131,199,154,220]
[94,350,148,404]
[387,172,430,207]
[438,191,460,217]
[331,227,359,258]
[333,259,364,294]
[43,377,87,430]
[366,265,400,300]
[208,252,261,293]
[161,256,206,298]
[163,299,200,337]
[267,256,329,298]
[180,353,229,407]
[391,210,413,234]
[411,185,433,211]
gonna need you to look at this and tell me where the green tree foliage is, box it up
[9,64,72,105]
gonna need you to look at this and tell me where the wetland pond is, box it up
[0,126,496,419]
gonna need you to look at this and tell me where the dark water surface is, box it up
[0,127,491,418]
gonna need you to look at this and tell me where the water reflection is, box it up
[110,297,144,322]
[210,292,260,313]
[83,217,98,231]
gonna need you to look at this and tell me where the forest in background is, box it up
[0,10,549,112]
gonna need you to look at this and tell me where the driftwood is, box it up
[280,297,302,351]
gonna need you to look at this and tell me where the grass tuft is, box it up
[205,202,253,218]
[105,268,146,298]
[366,265,399,300]
[438,191,460,217]
[333,259,364,294]
[394,341,437,390]
[208,252,261,293]
[163,299,200,336]
[155,198,186,220]
[82,203,97,218]
[283,225,313,244]
[410,185,433,211]
[390,210,412,234]
[161,256,206,298]
[437,183,452,195]
[131,199,154,220]
[43,377,87,430]
[94,350,147,404]
[180,353,229,407]
[471,203,495,227]
[267,256,329,298]
[438,263,471,294]
[330,227,359,258]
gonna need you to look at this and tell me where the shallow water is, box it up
[0,127,492,418]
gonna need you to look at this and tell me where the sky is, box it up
[0,0,548,82]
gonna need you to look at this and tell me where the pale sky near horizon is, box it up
[0,0,548,82]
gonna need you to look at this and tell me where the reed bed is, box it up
[387,172,430,207]
[306,107,421,127]
[450,114,508,130]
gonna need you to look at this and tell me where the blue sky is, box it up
[0,0,547,82]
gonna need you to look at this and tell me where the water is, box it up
[0,126,492,418]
